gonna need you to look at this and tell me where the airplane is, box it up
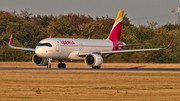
[8,10,175,69]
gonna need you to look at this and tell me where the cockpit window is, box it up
[37,43,52,47]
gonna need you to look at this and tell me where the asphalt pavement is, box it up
[0,67,180,72]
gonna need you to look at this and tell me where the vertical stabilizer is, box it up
[107,10,124,41]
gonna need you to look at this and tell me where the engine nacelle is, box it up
[32,54,48,66]
[84,54,103,66]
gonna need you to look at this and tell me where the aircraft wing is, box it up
[100,36,175,55]
[8,35,35,52]
[77,36,174,56]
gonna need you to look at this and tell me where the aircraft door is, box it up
[54,40,61,58]
[55,41,59,52]
[56,44,59,52]
[79,43,83,50]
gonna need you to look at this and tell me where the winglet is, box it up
[8,35,12,47]
[167,36,175,48]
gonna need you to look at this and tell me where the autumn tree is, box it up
[52,18,75,37]
[20,8,33,21]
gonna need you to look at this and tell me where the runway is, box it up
[0,67,180,72]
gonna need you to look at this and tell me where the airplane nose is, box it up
[35,47,43,57]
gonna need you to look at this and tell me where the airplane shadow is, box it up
[130,65,146,69]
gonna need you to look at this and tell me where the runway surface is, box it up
[0,67,180,72]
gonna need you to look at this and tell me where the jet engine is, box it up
[32,54,48,66]
[84,54,103,66]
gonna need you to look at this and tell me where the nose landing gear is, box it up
[47,58,52,69]
[58,59,66,69]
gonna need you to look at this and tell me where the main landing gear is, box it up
[92,66,101,69]
[57,59,66,69]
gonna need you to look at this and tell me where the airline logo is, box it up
[60,41,75,45]
[107,10,124,41]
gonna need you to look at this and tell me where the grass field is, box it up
[0,62,180,101]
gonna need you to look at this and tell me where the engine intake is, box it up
[32,54,48,66]
[84,54,103,66]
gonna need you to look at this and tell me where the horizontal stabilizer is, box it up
[120,43,151,47]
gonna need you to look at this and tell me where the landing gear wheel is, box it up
[57,59,66,69]
[92,66,96,69]
[97,66,101,69]
[58,63,61,69]
[62,63,66,69]
[47,64,51,69]
[92,66,101,69]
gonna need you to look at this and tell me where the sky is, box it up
[0,0,180,26]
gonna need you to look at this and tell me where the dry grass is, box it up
[0,62,180,101]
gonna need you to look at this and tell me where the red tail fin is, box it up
[107,10,124,41]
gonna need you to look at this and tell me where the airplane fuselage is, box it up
[35,38,125,60]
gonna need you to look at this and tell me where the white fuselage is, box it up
[35,38,114,60]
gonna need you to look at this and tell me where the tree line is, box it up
[0,8,179,63]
